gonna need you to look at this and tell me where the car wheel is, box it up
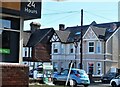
[53,78,57,85]
[72,80,77,87]
[84,84,89,87]
[111,82,117,87]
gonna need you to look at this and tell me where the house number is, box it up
[27,0,36,8]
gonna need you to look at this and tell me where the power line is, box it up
[41,11,80,26]
[84,10,114,21]
[42,11,80,15]
[40,9,115,28]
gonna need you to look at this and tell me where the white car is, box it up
[110,75,120,87]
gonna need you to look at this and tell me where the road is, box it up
[77,82,111,87]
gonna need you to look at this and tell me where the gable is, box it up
[50,33,60,42]
[83,27,99,40]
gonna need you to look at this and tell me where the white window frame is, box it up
[29,47,32,57]
[61,44,64,54]
[88,41,95,54]
[53,44,58,54]
[96,62,102,75]
[23,47,32,58]
[69,44,74,54]
[96,41,102,54]
[23,47,29,57]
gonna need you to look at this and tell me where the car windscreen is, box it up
[74,70,86,75]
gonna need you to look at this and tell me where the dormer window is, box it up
[108,23,117,32]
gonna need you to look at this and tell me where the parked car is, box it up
[110,75,120,87]
[101,72,118,83]
[53,68,90,87]
[29,67,43,79]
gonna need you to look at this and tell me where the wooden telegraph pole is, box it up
[80,9,83,69]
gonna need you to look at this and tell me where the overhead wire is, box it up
[41,11,80,26]
[40,9,115,28]
[84,10,114,21]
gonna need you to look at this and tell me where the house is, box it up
[23,22,55,69]
[50,22,120,76]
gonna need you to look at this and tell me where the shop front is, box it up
[0,1,42,86]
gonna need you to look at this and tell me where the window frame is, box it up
[53,44,58,54]
[96,41,102,54]
[69,44,74,54]
[88,41,95,54]
[96,62,102,75]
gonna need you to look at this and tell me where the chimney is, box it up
[59,24,65,31]
[30,22,41,33]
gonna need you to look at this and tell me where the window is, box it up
[53,62,58,72]
[88,62,94,74]
[70,44,74,53]
[0,19,11,28]
[61,70,68,75]
[23,47,32,57]
[53,44,58,53]
[0,17,20,62]
[96,62,102,75]
[96,41,101,53]
[61,44,64,54]
[88,42,94,53]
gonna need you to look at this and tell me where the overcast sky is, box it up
[24,0,120,30]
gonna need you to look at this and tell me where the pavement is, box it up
[29,81,112,87]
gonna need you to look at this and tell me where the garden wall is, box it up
[0,63,29,87]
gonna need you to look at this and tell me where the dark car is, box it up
[101,72,118,83]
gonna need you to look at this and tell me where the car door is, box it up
[57,69,68,81]
[118,75,120,85]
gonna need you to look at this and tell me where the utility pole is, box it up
[80,9,83,69]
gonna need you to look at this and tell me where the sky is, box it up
[24,0,120,30]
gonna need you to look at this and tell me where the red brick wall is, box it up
[0,63,29,87]
[33,43,51,62]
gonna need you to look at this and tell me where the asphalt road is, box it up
[76,83,111,87]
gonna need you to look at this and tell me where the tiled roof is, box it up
[23,31,31,46]
[91,26,106,38]
[55,21,120,43]
[26,28,54,47]
[55,30,70,43]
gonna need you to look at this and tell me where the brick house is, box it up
[23,22,55,69]
[50,22,120,76]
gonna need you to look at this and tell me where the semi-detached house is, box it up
[50,22,120,76]
[23,22,54,69]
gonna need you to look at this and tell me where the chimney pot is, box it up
[30,22,41,33]
[59,24,65,31]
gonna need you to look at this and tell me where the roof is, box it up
[55,30,70,43]
[90,26,106,38]
[23,31,31,46]
[26,28,54,47]
[54,21,120,43]
[66,25,89,42]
